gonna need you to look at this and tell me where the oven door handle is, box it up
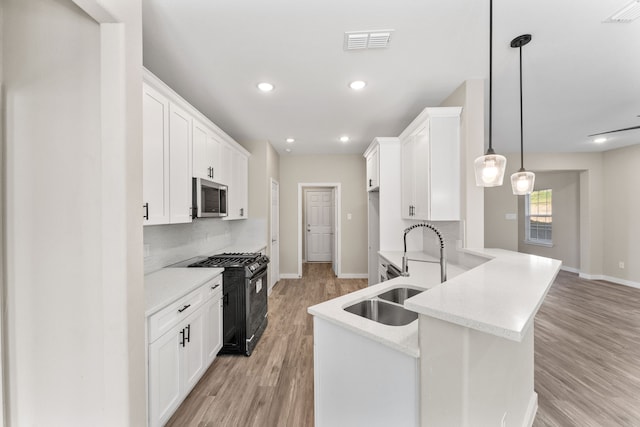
[246,333,255,344]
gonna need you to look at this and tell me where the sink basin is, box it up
[344,299,418,326]
[377,287,422,304]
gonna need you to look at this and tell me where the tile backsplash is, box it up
[143,218,266,274]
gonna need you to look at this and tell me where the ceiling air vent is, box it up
[344,30,394,50]
[603,0,640,23]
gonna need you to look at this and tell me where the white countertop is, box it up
[308,248,561,356]
[404,248,561,342]
[307,252,468,358]
[145,267,224,316]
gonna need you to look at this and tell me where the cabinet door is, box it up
[429,116,461,220]
[400,137,415,219]
[226,149,248,220]
[208,134,221,182]
[182,308,206,393]
[205,296,224,364]
[168,103,193,224]
[142,84,170,225]
[412,128,431,220]
[219,142,233,186]
[366,146,379,191]
[148,329,181,427]
[192,119,212,180]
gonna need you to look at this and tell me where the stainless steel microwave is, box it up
[192,178,228,218]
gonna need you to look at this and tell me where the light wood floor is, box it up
[167,264,640,427]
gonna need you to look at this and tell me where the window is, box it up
[525,189,552,246]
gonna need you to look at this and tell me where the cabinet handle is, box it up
[369,179,372,187]
[178,304,191,313]
[211,284,220,291]
[223,293,229,306]
[240,208,244,217]
[180,328,186,347]
[211,166,214,179]
[185,324,191,343]
[143,203,149,220]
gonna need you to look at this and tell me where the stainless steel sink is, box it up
[344,299,418,326]
[377,287,422,305]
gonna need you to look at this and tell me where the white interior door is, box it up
[306,190,333,262]
[270,180,280,293]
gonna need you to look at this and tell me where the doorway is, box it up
[269,179,280,294]
[297,183,341,278]
[305,190,333,262]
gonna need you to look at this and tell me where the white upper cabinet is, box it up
[142,84,170,225]
[400,107,462,221]
[192,119,222,183]
[225,148,249,220]
[142,81,193,226]
[143,68,250,223]
[168,103,193,224]
[365,144,380,191]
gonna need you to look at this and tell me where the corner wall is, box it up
[485,152,604,279]
[279,154,367,276]
[2,0,144,424]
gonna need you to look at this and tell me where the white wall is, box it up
[517,171,581,271]
[439,79,485,249]
[279,155,367,276]
[603,144,640,284]
[2,0,144,424]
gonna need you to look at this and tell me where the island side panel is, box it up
[313,317,420,427]
[419,315,536,427]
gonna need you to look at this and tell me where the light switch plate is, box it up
[505,213,517,220]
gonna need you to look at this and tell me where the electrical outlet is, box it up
[347,213,352,220]
[144,244,150,259]
[505,213,517,220]
[619,261,625,269]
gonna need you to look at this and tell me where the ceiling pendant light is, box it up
[510,34,535,196]
[474,0,507,187]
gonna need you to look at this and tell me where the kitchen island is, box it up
[308,248,561,427]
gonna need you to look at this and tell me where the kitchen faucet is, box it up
[401,223,447,283]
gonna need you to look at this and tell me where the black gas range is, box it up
[187,253,269,356]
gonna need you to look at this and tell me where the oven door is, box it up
[245,266,268,355]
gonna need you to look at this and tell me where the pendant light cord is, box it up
[488,0,493,153]
[519,45,524,170]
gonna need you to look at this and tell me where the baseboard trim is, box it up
[578,273,640,289]
[523,392,538,427]
[279,273,301,279]
[338,273,368,279]
[560,266,580,274]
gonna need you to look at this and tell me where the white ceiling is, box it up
[142,0,640,156]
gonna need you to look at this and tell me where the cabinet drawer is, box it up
[204,274,223,301]
[148,286,205,343]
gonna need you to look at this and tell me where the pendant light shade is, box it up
[511,169,535,195]
[509,34,535,196]
[474,151,507,186]
[474,0,507,187]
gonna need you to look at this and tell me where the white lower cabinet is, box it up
[313,317,419,427]
[147,275,223,427]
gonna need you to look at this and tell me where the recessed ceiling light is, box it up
[594,137,607,143]
[349,80,367,90]
[257,82,274,92]
[285,148,292,153]
[340,136,350,143]
[286,138,295,143]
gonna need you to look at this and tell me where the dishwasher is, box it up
[386,263,402,280]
